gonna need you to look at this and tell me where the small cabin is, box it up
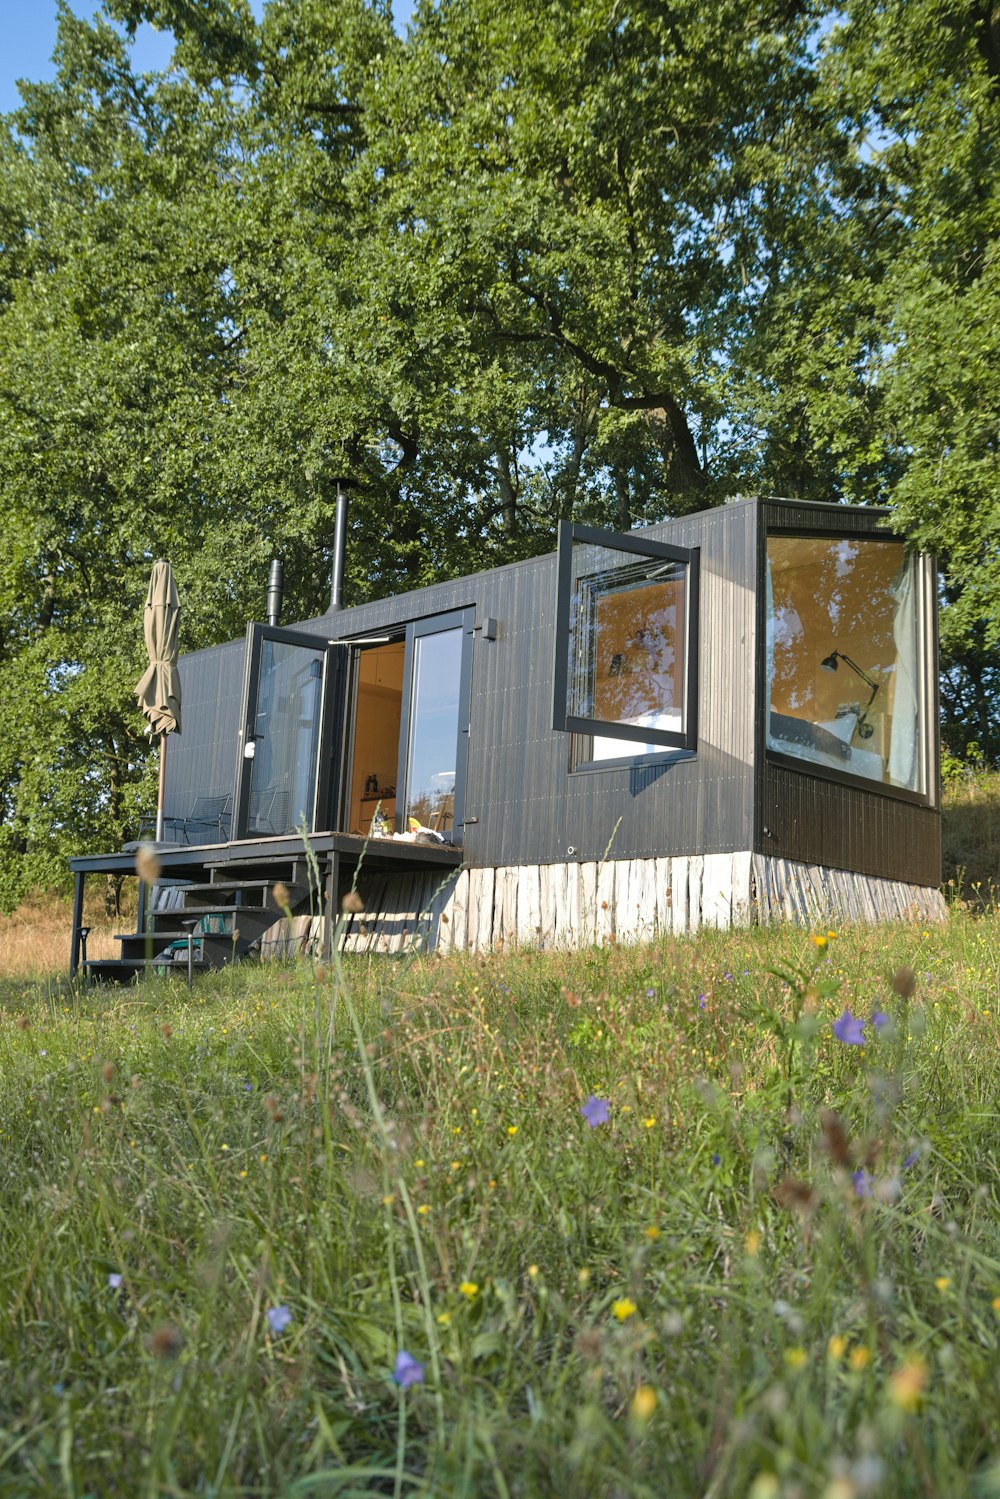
[70,497,945,978]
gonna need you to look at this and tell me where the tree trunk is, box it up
[643,398,706,506]
[495,448,518,534]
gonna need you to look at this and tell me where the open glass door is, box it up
[233,625,349,840]
[396,608,474,842]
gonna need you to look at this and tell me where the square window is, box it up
[553,523,699,758]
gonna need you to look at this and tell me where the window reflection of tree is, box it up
[770,540,902,720]
[591,579,684,725]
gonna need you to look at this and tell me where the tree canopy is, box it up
[0,0,997,905]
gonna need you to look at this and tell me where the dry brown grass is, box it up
[0,888,137,979]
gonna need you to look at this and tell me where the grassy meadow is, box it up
[2,909,1000,1498]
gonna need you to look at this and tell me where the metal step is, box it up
[83,956,209,985]
[181,879,306,895]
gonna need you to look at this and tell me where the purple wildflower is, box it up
[902,1149,921,1170]
[698,995,707,1010]
[392,1350,425,1388]
[872,1011,890,1032]
[267,1305,292,1335]
[833,1008,866,1046]
[711,1153,721,1167]
[851,1169,873,1198]
[108,1273,123,1290]
[646,987,655,998]
[580,1095,610,1128]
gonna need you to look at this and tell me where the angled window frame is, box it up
[552,521,700,756]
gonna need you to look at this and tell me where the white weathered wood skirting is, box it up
[254,852,946,959]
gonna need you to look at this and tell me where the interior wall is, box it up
[346,642,405,834]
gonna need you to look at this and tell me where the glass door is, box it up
[396,609,474,841]
[233,625,349,840]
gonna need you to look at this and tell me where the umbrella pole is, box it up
[156,731,167,844]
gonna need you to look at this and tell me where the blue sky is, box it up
[0,1,417,117]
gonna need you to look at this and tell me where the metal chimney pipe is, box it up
[330,484,349,612]
[266,558,283,626]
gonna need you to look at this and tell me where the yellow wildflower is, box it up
[630,1385,657,1421]
[828,1334,847,1361]
[888,1355,928,1413]
[459,1281,479,1300]
[612,1297,637,1322]
[848,1346,871,1371]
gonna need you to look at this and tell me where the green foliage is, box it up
[0,0,997,905]
[1,918,999,1494]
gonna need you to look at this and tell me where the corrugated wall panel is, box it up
[760,763,941,887]
[160,497,939,887]
[274,502,760,868]
[161,639,244,830]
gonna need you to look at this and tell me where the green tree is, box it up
[2,0,997,908]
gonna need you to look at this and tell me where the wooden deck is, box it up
[68,831,463,979]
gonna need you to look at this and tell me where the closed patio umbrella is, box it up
[134,560,182,843]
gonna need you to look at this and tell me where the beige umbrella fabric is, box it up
[135,561,182,735]
[135,561,181,844]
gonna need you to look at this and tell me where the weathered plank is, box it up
[688,856,703,933]
[516,864,543,946]
[595,860,616,945]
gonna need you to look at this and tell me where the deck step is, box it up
[88,860,310,983]
[84,957,209,985]
[158,903,272,917]
[181,879,305,895]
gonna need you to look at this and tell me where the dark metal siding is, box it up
[760,763,941,886]
[755,500,941,886]
[161,496,940,885]
[162,639,244,828]
[294,501,759,868]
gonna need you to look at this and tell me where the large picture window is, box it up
[553,522,699,760]
[766,535,928,794]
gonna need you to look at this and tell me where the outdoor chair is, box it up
[247,786,289,837]
[139,793,232,845]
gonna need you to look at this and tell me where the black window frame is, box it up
[761,527,938,808]
[552,521,700,758]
